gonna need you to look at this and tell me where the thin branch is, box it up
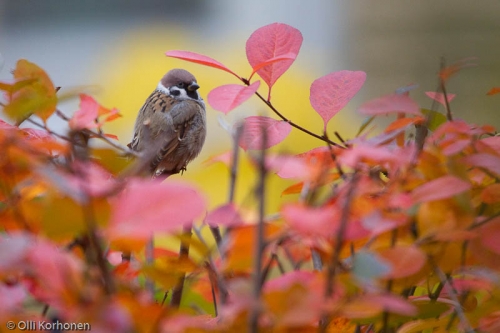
[439,58,453,121]
[249,124,268,333]
[261,253,286,286]
[320,171,360,332]
[468,211,500,230]
[170,225,193,308]
[251,90,344,149]
[26,118,75,143]
[192,226,229,306]
[431,259,474,333]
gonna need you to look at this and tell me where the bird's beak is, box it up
[187,82,200,92]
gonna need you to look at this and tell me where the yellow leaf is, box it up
[4,59,57,122]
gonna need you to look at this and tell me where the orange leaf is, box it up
[377,246,427,279]
[385,116,425,133]
[481,183,500,204]
[439,57,477,82]
[486,87,500,96]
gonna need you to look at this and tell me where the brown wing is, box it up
[150,100,202,174]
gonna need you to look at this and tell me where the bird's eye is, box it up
[177,82,185,88]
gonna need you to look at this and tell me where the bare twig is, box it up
[439,58,453,121]
[253,90,344,148]
[320,171,360,332]
[170,225,193,308]
[192,226,229,306]
[431,259,474,333]
[249,124,268,332]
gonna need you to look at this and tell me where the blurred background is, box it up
[1,0,500,213]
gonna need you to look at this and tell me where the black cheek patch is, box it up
[170,90,181,96]
[187,90,198,99]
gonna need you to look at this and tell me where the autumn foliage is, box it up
[1,23,500,333]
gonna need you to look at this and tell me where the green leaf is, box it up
[352,251,392,284]
[421,108,446,131]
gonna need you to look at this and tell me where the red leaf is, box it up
[165,50,239,79]
[487,87,500,96]
[358,94,421,116]
[69,94,121,130]
[239,116,292,150]
[310,71,366,129]
[462,153,500,175]
[425,91,456,106]
[207,81,260,114]
[69,94,99,130]
[205,203,243,227]
[108,178,206,241]
[412,175,471,203]
[246,23,303,95]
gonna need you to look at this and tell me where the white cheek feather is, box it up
[156,82,170,95]
[156,82,205,107]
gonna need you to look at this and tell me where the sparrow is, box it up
[129,69,206,177]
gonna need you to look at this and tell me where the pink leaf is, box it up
[412,175,471,203]
[207,81,260,114]
[0,283,27,316]
[25,240,84,310]
[264,271,317,292]
[425,91,456,107]
[477,217,500,255]
[462,153,500,175]
[239,116,292,151]
[69,94,99,130]
[267,155,310,179]
[166,50,239,79]
[22,128,53,141]
[310,71,366,129]
[248,53,297,81]
[108,178,205,241]
[480,136,500,151]
[344,294,417,318]
[205,203,243,227]
[246,23,303,94]
[365,294,418,316]
[282,203,338,237]
[358,94,421,116]
[204,151,232,167]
